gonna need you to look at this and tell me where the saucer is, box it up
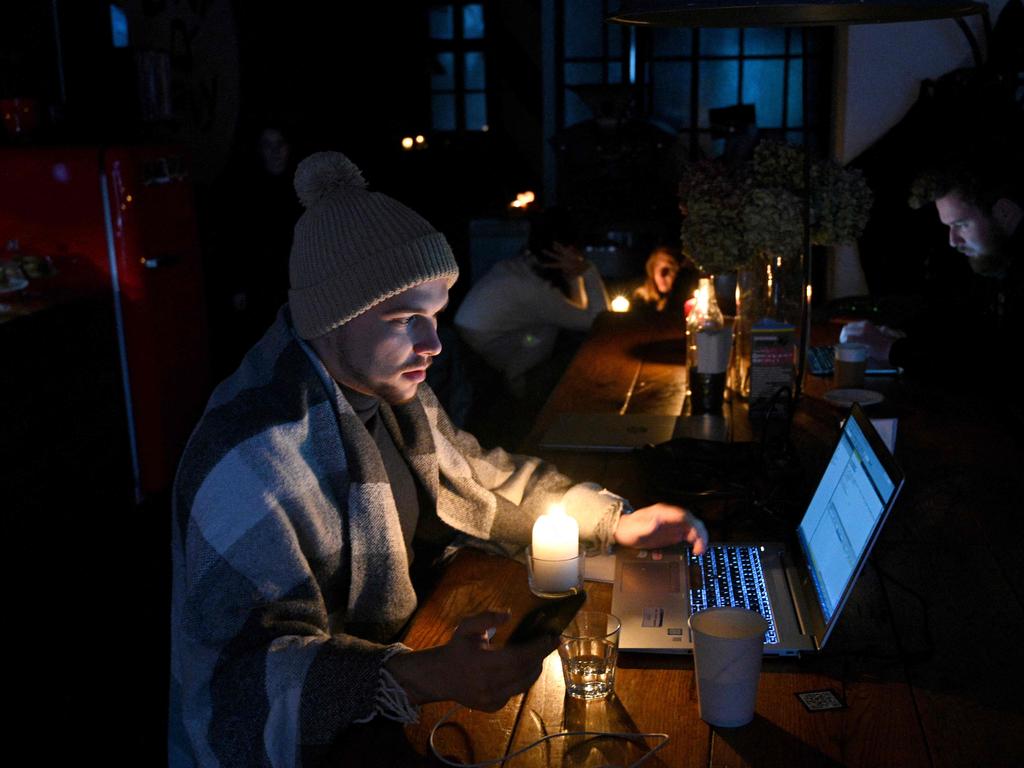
[824,388,884,408]
[0,275,28,294]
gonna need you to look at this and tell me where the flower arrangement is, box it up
[677,159,751,275]
[679,140,874,275]
[805,151,874,247]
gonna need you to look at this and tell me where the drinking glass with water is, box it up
[558,611,621,700]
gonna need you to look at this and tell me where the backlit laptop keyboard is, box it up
[688,545,779,644]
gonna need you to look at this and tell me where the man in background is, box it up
[841,152,1022,376]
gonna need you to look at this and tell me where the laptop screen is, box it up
[796,410,899,623]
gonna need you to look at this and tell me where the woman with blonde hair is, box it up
[633,246,685,312]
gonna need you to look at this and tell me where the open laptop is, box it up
[611,402,904,656]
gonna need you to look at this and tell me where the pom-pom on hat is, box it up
[288,151,459,339]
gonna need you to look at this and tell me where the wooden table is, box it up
[341,310,1024,767]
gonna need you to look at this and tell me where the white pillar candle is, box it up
[530,503,580,592]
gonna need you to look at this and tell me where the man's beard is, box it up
[966,247,1010,278]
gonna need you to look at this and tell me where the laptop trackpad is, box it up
[622,561,680,593]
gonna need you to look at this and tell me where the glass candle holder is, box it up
[526,544,585,598]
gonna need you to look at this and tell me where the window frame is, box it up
[428,2,490,133]
[554,2,833,158]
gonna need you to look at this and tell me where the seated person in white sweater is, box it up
[454,206,609,394]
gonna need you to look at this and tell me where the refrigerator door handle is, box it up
[142,253,180,269]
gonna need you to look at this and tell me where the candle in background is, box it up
[530,503,581,593]
[611,295,630,312]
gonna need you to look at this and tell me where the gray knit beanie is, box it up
[287,151,459,339]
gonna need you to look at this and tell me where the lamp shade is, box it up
[607,0,986,27]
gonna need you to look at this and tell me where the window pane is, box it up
[699,28,739,56]
[110,4,129,47]
[566,62,603,85]
[742,59,784,128]
[465,93,487,130]
[653,27,691,57]
[653,61,691,129]
[744,27,786,55]
[463,4,484,39]
[787,60,803,127]
[432,52,455,90]
[789,29,803,54]
[464,51,486,89]
[698,60,739,127]
[607,62,622,83]
[565,0,602,57]
[429,6,453,39]
[432,94,456,131]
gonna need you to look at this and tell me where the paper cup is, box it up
[689,607,768,727]
[834,342,868,388]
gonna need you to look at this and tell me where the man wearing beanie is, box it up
[169,151,707,767]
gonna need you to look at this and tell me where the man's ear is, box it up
[991,198,1023,236]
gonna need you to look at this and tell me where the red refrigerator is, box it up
[0,144,210,502]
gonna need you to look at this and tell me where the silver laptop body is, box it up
[612,403,905,656]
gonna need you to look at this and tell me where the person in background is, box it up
[631,245,695,314]
[840,152,1022,374]
[632,247,679,311]
[454,206,610,397]
[169,152,708,767]
[206,119,305,379]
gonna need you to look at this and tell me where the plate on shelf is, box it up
[0,275,29,294]
[824,388,884,408]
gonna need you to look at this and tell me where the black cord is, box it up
[428,704,670,768]
[755,385,794,450]
[826,557,934,664]
[871,557,935,664]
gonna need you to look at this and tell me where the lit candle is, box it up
[611,295,630,312]
[531,503,580,592]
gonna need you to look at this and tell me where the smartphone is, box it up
[506,590,587,645]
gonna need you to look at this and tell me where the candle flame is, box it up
[401,136,414,150]
[510,190,536,209]
[548,502,566,517]
[611,295,630,312]
[695,282,709,316]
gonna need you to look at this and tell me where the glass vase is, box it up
[744,254,800,416]
[728,268,755,399]
[765,252,803,325]
[729,255,801,401]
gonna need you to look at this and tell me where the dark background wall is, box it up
[2,1,547,275]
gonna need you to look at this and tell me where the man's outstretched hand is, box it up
[613,503,709,553]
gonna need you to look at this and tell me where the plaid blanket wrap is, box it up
[168,311,624,767]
